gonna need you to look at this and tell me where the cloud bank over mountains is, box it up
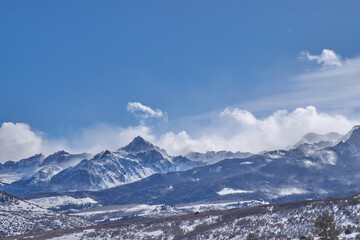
[0,105,357,163]
[0,122,66,163]
[0,122,43,163]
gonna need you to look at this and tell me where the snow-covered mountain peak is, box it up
[101,150,113,157]
[341,125,360,144]
[120,136,156,153]
[348,127,360,143]
[40,150,91,168]
[27,153,46,161]
[57,150,69,155]
[0,154,45,184]
[93,150,118,161]
[354,125,360,130]
[40,150,70,165]
[119,136,171,159]
[103,149,111,155]
[49,150,70,157]
[294,132,342,147]
[327,126,360,166]
[1,154,45,170]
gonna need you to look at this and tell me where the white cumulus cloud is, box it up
[0,122,69,163]
[155,106,357,155]
[0,122,43,163]
[300,49,342,67]
[127,102,164,118]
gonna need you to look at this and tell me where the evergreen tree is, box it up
[246,233,259,240]
[313,213,340,240]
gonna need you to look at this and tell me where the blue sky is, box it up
[1,1,360,162]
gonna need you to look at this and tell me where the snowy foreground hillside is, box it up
[5,194,360,240]
[0,191,91,238]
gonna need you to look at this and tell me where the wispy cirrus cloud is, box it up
[242,50,360,113]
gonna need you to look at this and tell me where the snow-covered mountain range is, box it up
[5,126,360,205]
[0,136,205,194]
[2,129,344,197]
[22,125,360,209]
[4,126,360,211]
